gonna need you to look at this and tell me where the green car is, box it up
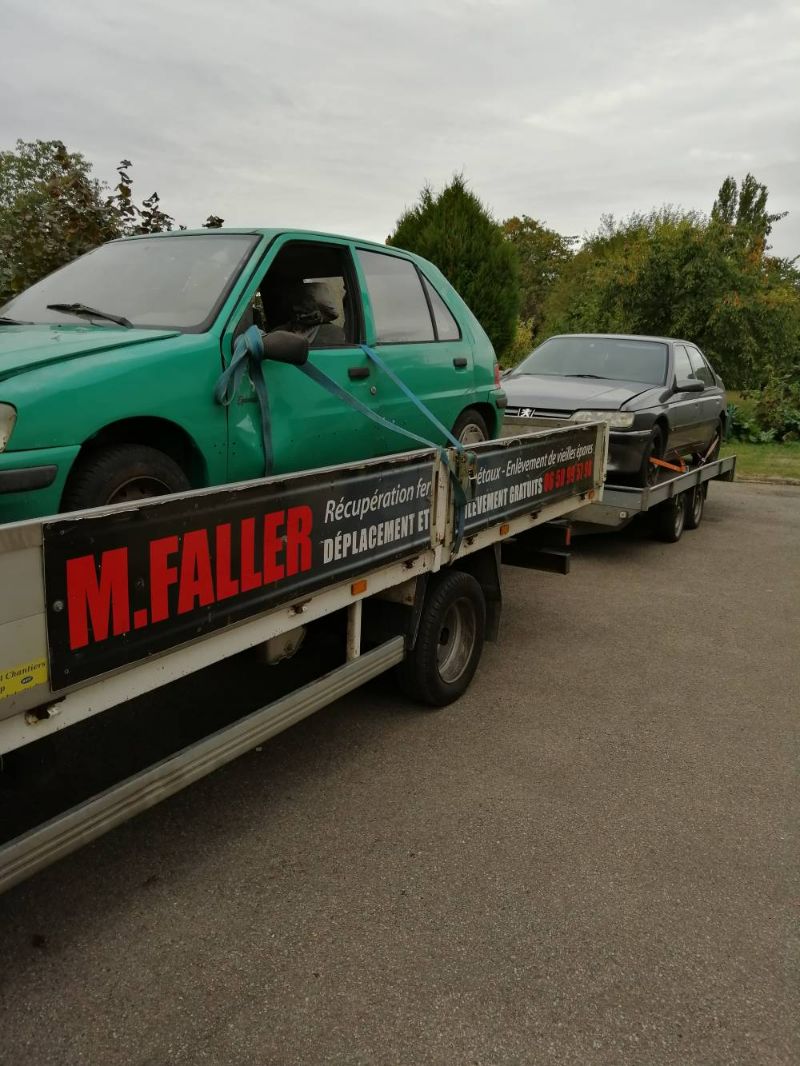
[0,230,505,524]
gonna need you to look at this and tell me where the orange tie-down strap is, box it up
[648,433,721,475]
[650,455,688,474]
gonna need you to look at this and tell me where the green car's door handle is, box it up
[348,366,370,380]
[452,357,468,368]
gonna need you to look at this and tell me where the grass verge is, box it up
[722,441,800,481]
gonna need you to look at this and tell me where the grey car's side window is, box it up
[673,344,695,384]
[357,249,435,344]
[687,346,715,386]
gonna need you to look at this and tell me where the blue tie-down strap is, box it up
[213,328,477,549]
[214,326,274,476]
[359,343,477,548]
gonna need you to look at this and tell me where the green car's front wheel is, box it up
[62,444,191,510]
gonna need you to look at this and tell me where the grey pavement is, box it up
[0,481,797,1066]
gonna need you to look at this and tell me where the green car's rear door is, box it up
[353,248,474,452]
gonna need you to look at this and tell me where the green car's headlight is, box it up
[0,403,17,452]
[570,410,635,429]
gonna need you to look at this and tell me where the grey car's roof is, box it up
[549,332,686,346]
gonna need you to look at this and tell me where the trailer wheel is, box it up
[398,570,486,706]
[685,484,707,530]
[653,491,687,543]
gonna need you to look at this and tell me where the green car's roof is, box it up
[120,227,398,253]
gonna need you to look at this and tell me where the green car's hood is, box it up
[0,324,181,383]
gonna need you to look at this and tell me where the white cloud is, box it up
[1,0,798,256]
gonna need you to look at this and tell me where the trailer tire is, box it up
[398,570,486,706]
[63,444,191,510]
[653,491,687,543]
[685,483,707,530]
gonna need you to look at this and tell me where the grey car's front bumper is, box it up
[502,415,652,478]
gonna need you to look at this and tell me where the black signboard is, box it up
[44,456,436,689]
[465,425,598,532]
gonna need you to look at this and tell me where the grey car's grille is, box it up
[505,406,573,419]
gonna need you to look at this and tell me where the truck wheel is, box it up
[653,491,687,543]
[685,484,707,530]
[62,444,191,510]
[452,409,489,446]
[398,570,486,706]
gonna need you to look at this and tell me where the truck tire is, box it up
[685,483,707,530]
[452,408,489,446]
[62,444,191,510]
[653,491,687,543]
[398,570,486,706]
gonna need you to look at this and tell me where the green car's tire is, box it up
[63,444,191,510]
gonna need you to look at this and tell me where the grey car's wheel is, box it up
[637,426,665,487]
[397,570,486,706]
[653,491,687,543]
[452,408,490,446]
[62,444,191,511]
[685,483,707,530]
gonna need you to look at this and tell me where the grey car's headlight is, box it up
[570,410,635,429]
[0,403,17,452]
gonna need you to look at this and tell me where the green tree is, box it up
[711,172,787,251]
[539,182,800,389]
[501,215,576,337]
[1,140,221,303]
[388,175,520,357]
[0,139,119,302]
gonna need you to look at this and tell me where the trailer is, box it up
[502,414,736,543]
[0,421,607,893]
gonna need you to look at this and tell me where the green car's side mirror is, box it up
[261,330,309,366]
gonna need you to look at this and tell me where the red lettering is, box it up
[215,523,239,600]
[544,471,555,493]
[240,517,262,592]
[263,510,285,585]
[66,548,130,650]
[178,530,215,614]
[150,536,179,624]
[286,505,313,576]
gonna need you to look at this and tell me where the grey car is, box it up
[503,333,727,485]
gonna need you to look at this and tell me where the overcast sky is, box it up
[2,0,798,257]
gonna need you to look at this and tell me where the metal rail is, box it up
[0,637,404,895]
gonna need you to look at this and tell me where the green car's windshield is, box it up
[513,336,668,386]
[1,234,259,332]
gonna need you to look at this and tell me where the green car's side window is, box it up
[420,275,461,341]
[356,249,434,344]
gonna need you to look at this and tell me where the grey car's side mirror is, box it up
[261,330,309,366]
[674,378,705,393]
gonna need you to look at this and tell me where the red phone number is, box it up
[543,459,593,493]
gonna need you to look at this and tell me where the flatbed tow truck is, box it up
[0,421,608,893]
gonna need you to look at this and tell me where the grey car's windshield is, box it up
[1,234,258,332]
[513,336,668,386]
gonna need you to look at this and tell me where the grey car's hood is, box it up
[503,373,652,411]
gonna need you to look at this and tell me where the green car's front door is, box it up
[222,236,386,481]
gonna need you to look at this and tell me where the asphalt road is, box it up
[0,481,797,1066]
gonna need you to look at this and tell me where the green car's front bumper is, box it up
[0,445,80,524]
